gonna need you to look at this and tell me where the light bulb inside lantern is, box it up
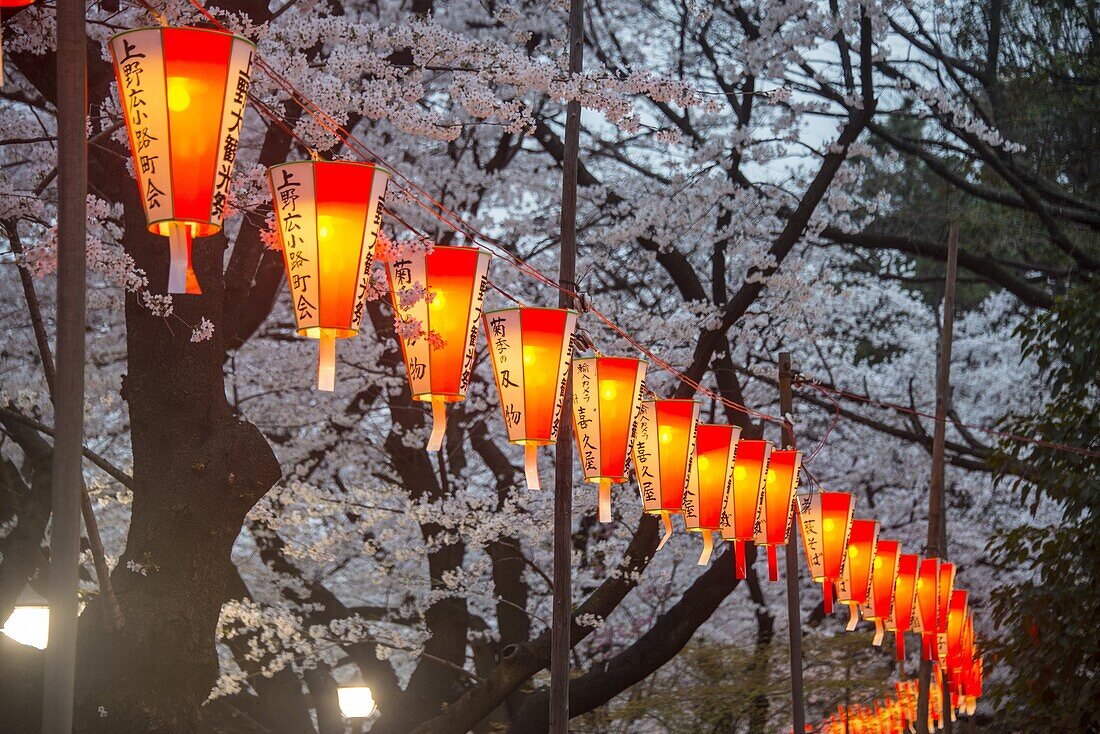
[337,685,377,719]
[2,605,49,650]
[823,518,835,532]
[429,291,445,311]
[698,455,711,472]
[601,383,618,401]
[167,77,192,112]
[874,557,883,570]
[849,546,860,558]
[765,468,776,484]
[523,345,536,367]
[317,215,335,241]
[733,465,747,481]
[659,427,672,443]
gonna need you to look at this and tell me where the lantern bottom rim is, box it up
[514,439,556,446]
[684,526,718,533]
[644,508,681,516]
[582,475,627,485]
[151,218,222,239]
[299,326,359,339]
[412,392,467,404]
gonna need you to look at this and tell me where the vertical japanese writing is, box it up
[211,46,253,221]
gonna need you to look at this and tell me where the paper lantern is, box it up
[572,356,647,522]
[797,491,854,614]
[946,590,968,676]
[861,539,900,646]
[720,439,773,579]
[386,245,491,449]
[632,399,700,548]
[913,557,940,661]
[484,307,578,487]
[836,518,878,630]
[887,553,920,660]
[682,423,740,565]
[110,26,255,294]
[752,446,798,582]
[268,160,389,390]
[936,562,956,666]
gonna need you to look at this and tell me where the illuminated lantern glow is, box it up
[1,604,49,649]
[936,562,956,667]
[836,518,878,631]
[484,307,578,487]
[797,491,854,614]
[110,26,255,294]
[683,423,740,565]
[337,686,377,718]
[913,557,941,661]
[946,590,968,678]
[720,439,773,579]
[860,539,900,646]
[386,245,491,449]
[887,553,920,660]
[632,399,700,548]
[571,356,648,522]
[268,160,390,390]
[752,447,799,582]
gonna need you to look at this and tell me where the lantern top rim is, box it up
[109,24,257,49]
[573,355,646,364]
[483,306,579,317]
[270,158,394,178]
[639,397,699,406]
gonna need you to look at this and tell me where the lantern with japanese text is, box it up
[683,423,740,565]
[836,518,878,630]
[753,447,799,582]
[720,439,772,579]
[946,590,968,676]
[110,26,254,294]
[386,245,491,449]
[572,356,648,522]
[268,160,390,390]
[914,557,941,661]
[797,491,854,614]
[632,399,700,548]
[484,307,578,487]
[887,553,920,660]
[861,539,900,646]
[936,562,956,666]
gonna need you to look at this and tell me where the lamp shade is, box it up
[836,518,878,630]
[337,685,377,718]
[386,245,491,450]
[797,491,854,614]
[484,307,578,488]
[946,590,968,676]
[572,356,647,521]
[720,439,771,579]
[683,423,740,565]
[752,447,798,582]
[861,539,900,646]
[936,562,956,666]
[110,26,255,294]
[632,399,700,548]
[887,553,920,660]
[268,160,390,390]
[913,557,940,661]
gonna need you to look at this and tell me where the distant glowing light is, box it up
[337,686,376,719]
[2,605,49,650]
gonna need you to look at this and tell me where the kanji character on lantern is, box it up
[632,399,700,548]
[683,423,740,565]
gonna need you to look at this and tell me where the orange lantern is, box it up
[484,307,578,487]
[572,356,648,522]
[836,518,878,630]
[887,553,920,660]
[268,160,389,390]
[683,423,740,564]
[386,245,491,449]
[946,590,968,676]
[753,447,799,581]
[110,26,255,294]
[861,539,900,646]
[797,491,854,614]
[936,562,956,666]
[720,439,772,579]
[632,399,700,548]
[914,557,940,661]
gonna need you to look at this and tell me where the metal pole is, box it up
[916,222,958,734]
[42,0,87,730]
[550,0,583,729]
[779,353,806,734]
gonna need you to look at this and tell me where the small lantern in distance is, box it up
[860,538,900,646]
[836,518,878,631]
[387,245,491,450]
[683,423,740,565]
[632,399,700,548]
[797,491,854,614]
[752,447,798,582]
[720,439,771,579]
[268,160,390,390]
[110,26,255,294]
[572,356,648,522]
[484,307,578,488]
[887,553,920,660]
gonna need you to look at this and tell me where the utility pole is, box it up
[42,0,87,730]
[779,353,806,734]
[916,222,958,734]
[550,0,583,728]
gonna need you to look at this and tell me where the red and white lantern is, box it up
[632,399,700,548]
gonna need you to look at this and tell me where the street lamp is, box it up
[2,587,49,649]
[337,685,377,719]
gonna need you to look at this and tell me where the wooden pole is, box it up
[42,0,87,730]
[779,353,806,734]
[916,222,958,734]
[550,0,583,728]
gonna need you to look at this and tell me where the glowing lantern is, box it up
[936,562,956,666]
[110,26,255,294]
[632,399,700,548]
[484,307,578,487]
[268,160,390,390]
[797,491,854,613]
[683,423,740,564]
[913,557,940,661]
[946,590,968,676]
[1,603,48,650]
[887,553,920,660]
[753,447,799,581]
[571,356,648,522]
[861,539,900,646]
[385,245,491,449]
[720,439,773,579]
[836,518,878,630]
[337,685,377,719]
